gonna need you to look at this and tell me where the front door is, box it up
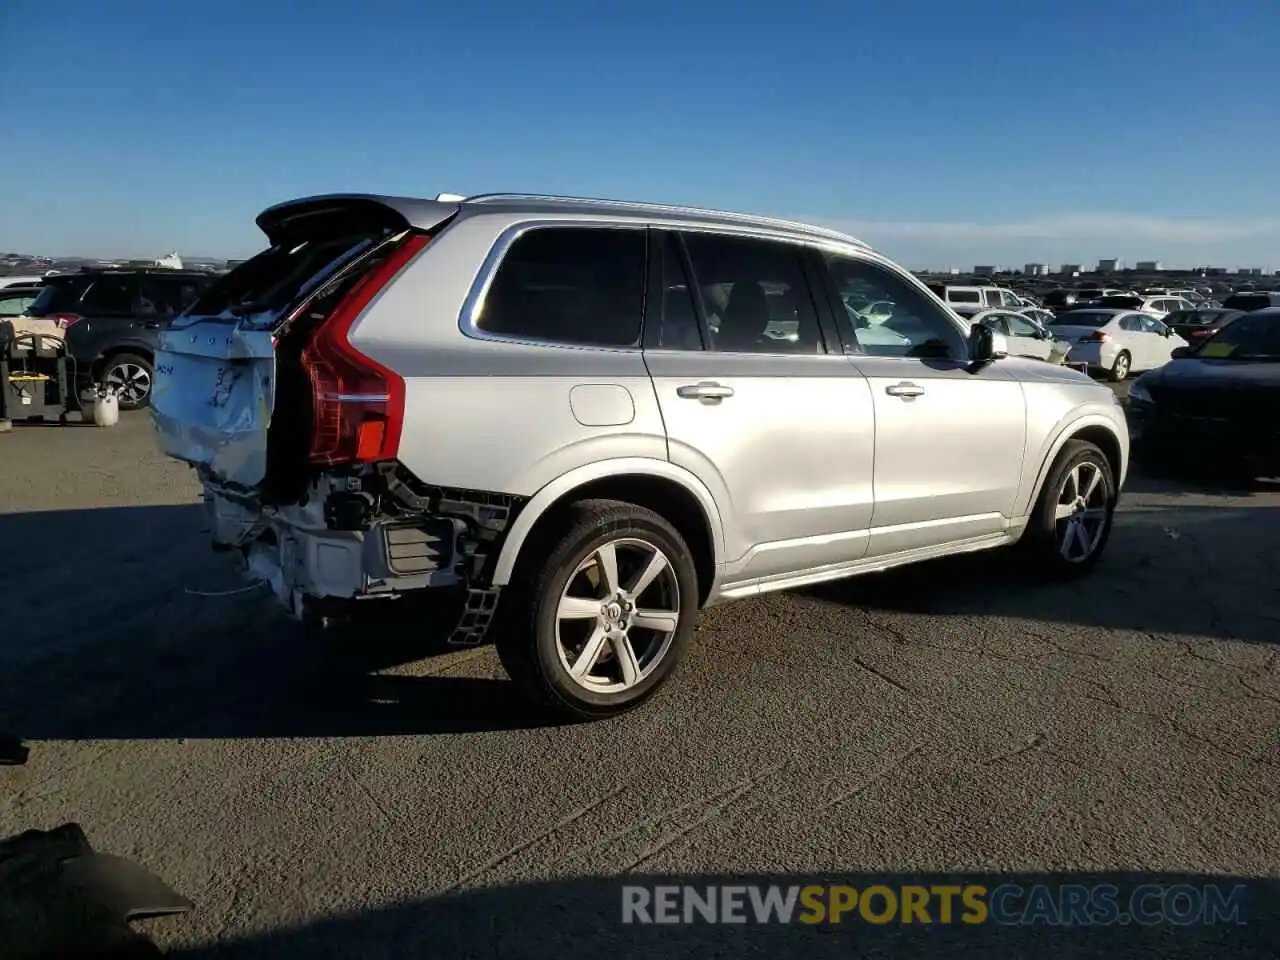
[644,231,876,587]
[820,252,1028,557]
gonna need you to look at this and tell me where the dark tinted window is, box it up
[948,289,981,303]
[80,276,139,314]
[682,233,822,354]
[653,235,702,350]
[825,253,968,359]
[1051,311,1112,328]
[25,277,91,316]
[139,277,207,316]
[1222,293,1275,312]
[478,227,646,347]
[1197,311,1280,358]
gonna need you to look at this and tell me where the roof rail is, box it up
[463,193,866,247]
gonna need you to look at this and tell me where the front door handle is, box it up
[677,381,734,402]
[885,381,925,399]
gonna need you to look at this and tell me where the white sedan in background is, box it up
[1049,308,1189,381]
[968,308,1069,362]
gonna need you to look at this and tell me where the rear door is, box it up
[644,230,876,586]
[819,252,1027,556]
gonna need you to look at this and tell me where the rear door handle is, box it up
[676,381,734,401]
[885,381,925,399]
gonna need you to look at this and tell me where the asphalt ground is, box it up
[1,386,1277,958]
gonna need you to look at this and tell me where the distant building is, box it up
[1059,264,1082,276]
[1023,263,1049,276]
[973,265,996,276]
[1096,258,1120,273]
[1135,260,1163,272]
[155,251,184,270]
[1204,267,1228,277]
[1237,267,1264,276]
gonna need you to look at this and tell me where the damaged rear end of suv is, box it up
[151,195,514,639]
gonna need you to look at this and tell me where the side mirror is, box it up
[970,323,1009,363]
[1170,346,1192,359]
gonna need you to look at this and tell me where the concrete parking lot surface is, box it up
[1,400,1277,958]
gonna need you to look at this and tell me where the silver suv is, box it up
[152,192,1129,719]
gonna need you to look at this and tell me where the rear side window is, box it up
[80,276,139,314]
[24,279,87,316]
[681,232,822,354]
[477,227,646,347]
[948,290,981,303]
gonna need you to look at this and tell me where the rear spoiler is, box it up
[255,194,462,245]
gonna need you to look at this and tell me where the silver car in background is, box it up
[151,192,1130,720]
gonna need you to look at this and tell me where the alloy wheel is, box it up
[1055,461,1109,563]
[554,537,681,693]
[105,362,151,405]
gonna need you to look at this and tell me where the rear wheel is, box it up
[494,499,698,720]
[1108,351,1131,382]
[102,352,154,409]
[1018,440,1117,577]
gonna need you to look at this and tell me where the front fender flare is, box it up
[1017,410,1129,517]
[489,458,727,587]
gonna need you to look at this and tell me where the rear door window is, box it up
[140,277,208,317]
[476,227,647,347]
[80,276,139,314]
[681,232,823,354]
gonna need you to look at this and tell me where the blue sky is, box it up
[2,0,1278,268]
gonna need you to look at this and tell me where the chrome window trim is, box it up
[459,219,649,352]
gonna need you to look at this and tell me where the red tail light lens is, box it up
[1082,331,1111,342]
[301,233,429,467]
[51,313,84,329]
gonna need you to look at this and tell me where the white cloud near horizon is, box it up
[812,213,1280,270]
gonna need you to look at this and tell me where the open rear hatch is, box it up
[151,194,458,497]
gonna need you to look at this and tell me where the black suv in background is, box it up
[24,269,214,408]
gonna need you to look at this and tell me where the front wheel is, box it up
[1018,440,1117,577]
[494,499,699,720]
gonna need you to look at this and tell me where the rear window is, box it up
[476,227,646,347]
[0,293,38,317]
[187,232,388,318]
[1222,293,1274,312]
[948,290,981,303]
[25,277,91,316]
[1051,311,1112,327]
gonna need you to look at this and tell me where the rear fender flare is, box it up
[489,458,726,587]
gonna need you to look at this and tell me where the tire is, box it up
[101,352,154,410]
[1107,351,1130,382]
[494,498,699,721]
[1018,439,1117,578]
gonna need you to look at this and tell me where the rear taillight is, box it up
[51,313,84,329]
[300,233,429,467]
[1081,331,1111,343]
[1189,328,1212,338]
